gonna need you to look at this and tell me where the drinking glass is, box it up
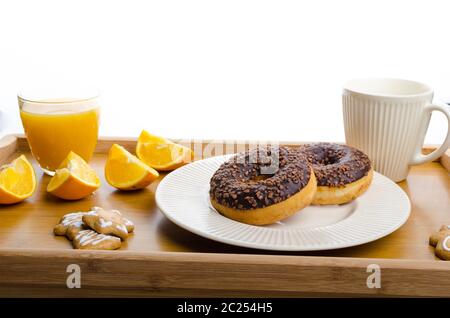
[18,87,100,175]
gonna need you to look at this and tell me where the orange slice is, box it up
[47,151,100,200]
[105,144,159,190]
[0,155,36,204]
[136,130,194,171]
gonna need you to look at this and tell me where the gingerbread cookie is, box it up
[54,212,88,240]
[124,218,135,233]
[72,229,121,250]
[82,206,134,240]
[435,235,450,260]
[429,225,450,247]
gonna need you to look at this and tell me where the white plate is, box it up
[156,155,411,251]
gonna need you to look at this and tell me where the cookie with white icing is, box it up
[429,225,450,247]
[54,212,88,240]
[82,206,134,240]
[72,230,121,250]
[435,235,450,260]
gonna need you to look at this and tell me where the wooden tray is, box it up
[0,135,449,297]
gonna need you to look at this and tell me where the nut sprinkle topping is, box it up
[299,143,371,187]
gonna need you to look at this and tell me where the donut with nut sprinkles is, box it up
[209,146,317,225]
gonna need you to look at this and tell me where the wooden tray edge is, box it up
[2,133,449,171]
[1,248,450,297]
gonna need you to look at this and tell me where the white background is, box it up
[0,0,449,143]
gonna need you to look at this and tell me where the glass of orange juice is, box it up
[18,88,100,175]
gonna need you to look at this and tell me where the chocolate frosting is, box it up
[210,146,312,210]
[299,143,371,187]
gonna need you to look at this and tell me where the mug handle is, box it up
[410,102,450,166]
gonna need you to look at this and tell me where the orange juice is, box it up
[19,98,100,173]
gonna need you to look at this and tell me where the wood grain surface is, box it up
[0,135,449,297]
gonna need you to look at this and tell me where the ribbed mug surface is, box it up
[343,91,431,182]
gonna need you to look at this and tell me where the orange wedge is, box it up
[105,144,159,190]
[136,130,194,171]
[47,151,100,200]
[0,155,36,204]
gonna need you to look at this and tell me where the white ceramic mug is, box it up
[343,78,450,182]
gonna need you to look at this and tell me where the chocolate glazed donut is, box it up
[209,146,317,225]
[299,143,373,205]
